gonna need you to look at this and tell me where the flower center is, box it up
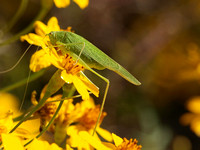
[116,138,142,150]
[38,101,58,121]
[62,54,84,75]
[78,105,107,130]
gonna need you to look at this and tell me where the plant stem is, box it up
[0,69,45,92]
[24,84,76,147]
[0,0,53,46]
[0,0,29,37]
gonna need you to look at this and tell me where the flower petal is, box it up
[96,127,113,142]
[102,142,116,149]
[73,75,90,100]
[81,96,95,109]
[54,0,70,8]
[73,0,89,9]
[0,112,14,133]
[48,49,64,70]
[28,139,48,150]
[61,70,74,83]
[47,17,60,31]
[191,118,200,136]
[79,131,111,150]
[28,139,62,150]
[66,144,73,150]
[187,97,200,113]
[29,49,52,72]
[112,133,123,147]
[20,33,46,46]
[0,93,20,117]
[34,21,48,36]
[79,72,99,97]
[14,118,40,139]
[2,134,24,150]
[61,71,90,100]
[67,125,90,149]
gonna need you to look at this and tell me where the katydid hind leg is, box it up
[89,68,110,135]
[57,42,110,135]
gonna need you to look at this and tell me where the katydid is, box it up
[48,31,141,134]
[48,31,141,86]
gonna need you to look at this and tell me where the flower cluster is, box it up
[180,97,200,136]
[21,16,99,101]
[0,0,142,149]
[0,90,142,150]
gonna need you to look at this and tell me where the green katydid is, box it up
[48,31,141,134]
[48,31,141,86]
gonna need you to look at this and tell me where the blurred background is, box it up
[1,0,200,149]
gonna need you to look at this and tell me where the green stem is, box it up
[9,92,51,133]
[13,90,84,122]
[0,0,29,36]
[13,106,34,122]
[0,69,45,92]
[10,69,64,133]
[24,100,64,147]
[13,92,81,122]
[0,0,53,46]
[24,84,75,147]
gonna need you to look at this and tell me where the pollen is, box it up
[116,138,142,150]
[62,54,84,75]
[38,101,58,121]
[78,105,107,130]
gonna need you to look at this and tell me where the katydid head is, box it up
[48,31,68,45]
[48,31,58,45]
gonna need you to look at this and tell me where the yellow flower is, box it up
[27,139,63,150]
[1,134,68,150]
[79,132,142,150]
[0,111,40,149]
[0,92,40,143]
[1,134,24,150]
[111,133,142,150]
[0,112,14,138]
[21,17,99,101]
[180,96,200,136]
[53,0,89,9]
[54,98,82,144]
[0,92,21,117]
[31,87,62,129]
[14,117,41,140]
[66,97,112,149]
[30,85,75,145]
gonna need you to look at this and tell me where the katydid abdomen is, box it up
[48,31,141,85]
